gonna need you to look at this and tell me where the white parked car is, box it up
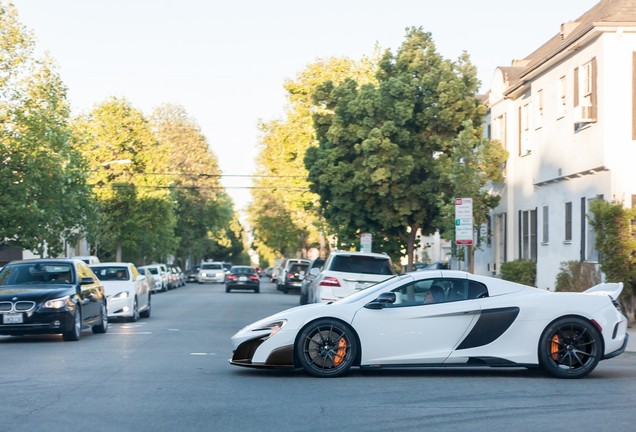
[138,264,169,292]
[197,262,226,284]
[231,270,629,378]
[91,263,152,322]
[308,251,395,304]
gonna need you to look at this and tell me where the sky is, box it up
[11,0,600,211]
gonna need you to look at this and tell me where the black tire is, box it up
[226,287,231,293]
[128,298,139,322]
[296,319,357,378]
[63,307,82,341]
[140,294,151,318]
[92,302,108,334]
[538,317,602,379]
[254,287,260,293]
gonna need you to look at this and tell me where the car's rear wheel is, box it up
[92,302,108,334]
[63,307,82,341]
[296,319,357,378]
[538,317,602,379]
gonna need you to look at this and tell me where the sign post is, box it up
[360,233,372,253]
[455,198,473,272]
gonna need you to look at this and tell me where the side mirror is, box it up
[80,277,94,285]
[364,292,396,310]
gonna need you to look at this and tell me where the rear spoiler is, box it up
[583,282,624,300]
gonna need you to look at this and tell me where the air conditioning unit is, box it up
[574,105,596,124]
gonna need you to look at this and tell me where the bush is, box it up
[500,260,536,286]
[554,261,600,292]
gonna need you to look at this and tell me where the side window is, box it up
[388,278,486,307]
[468,281,489,299]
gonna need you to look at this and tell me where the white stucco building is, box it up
[474,0,636,290]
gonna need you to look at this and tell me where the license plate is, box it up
[238,276,247,282]
[3,313,23,324]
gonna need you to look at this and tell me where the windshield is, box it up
[335,274,410,304]
[91,266,129,281]
[0,262,75,286]
[201,263,222,270]
[329,255,394,275]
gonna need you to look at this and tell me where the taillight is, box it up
[227,275,237,280]
[287,273,294,279]
[319,276,341,287]
[249,275,258,280]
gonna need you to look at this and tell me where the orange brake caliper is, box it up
[551,335,560,361]
[333,337,347,366]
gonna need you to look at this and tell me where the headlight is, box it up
[44,296,69,309]
[252,320,287,338]
[112,291,129,299]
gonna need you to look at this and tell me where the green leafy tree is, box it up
[1,3,90,256]
[72,97,178,263]
[306,27,506,270]
[249,56,376,263]
[588,199,636,323]
[149,104,238,267]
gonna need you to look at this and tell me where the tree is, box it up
[72,97,178,263]
[249,56,377,263]
[588,199,636,323]
[305,27,507,270]
[1,3,90,256]
[149,104,239,267]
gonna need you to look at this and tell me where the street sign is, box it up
[455,197,473,245]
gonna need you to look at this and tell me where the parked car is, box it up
[278,260,310,294]
[0,258,108,341]
[307,251,395,304]
[138,264,169,293]
[276,259,310,292]
[186,266,200,283]
[197,261,226,284]
[299,258,325,305]
[230,271,628,379]
[168,264,185,288]
[90,262,151,322]
[225,266,260,293]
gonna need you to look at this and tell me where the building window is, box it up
[519,209,537,260]
[586,197,600,262]
[542,205,549,243]
[557,76,566,118]
[536,89,544,126]
[565,202,572,242]
[519,103,531,155]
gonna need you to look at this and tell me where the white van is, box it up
[74,256,101,265]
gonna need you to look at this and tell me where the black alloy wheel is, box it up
[63,307,82,341]
[296,319,357,378]
[538,317,602,379]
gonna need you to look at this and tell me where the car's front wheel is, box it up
[538,317,602,379]
[63,307,82,341]
[296,319,357,378]
[92,302,108,334]
[140,294,151,318]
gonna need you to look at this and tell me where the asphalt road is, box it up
[1,280,635,432]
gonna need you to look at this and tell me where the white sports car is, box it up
[230,270,629,378]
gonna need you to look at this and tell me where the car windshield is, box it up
[0,262,75,286]
[201,263,222,270]
[329,255,394,275]
[289,264,309,273]
[90,266,129,281]
[335,274,408,305]
[143,267,158,275]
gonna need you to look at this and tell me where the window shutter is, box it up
[573,67,579,108]
[590,57,597,121]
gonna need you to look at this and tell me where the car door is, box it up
[131,265,149,310]
[352,278,480,365]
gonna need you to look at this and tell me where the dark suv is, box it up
[277,259,310,294]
